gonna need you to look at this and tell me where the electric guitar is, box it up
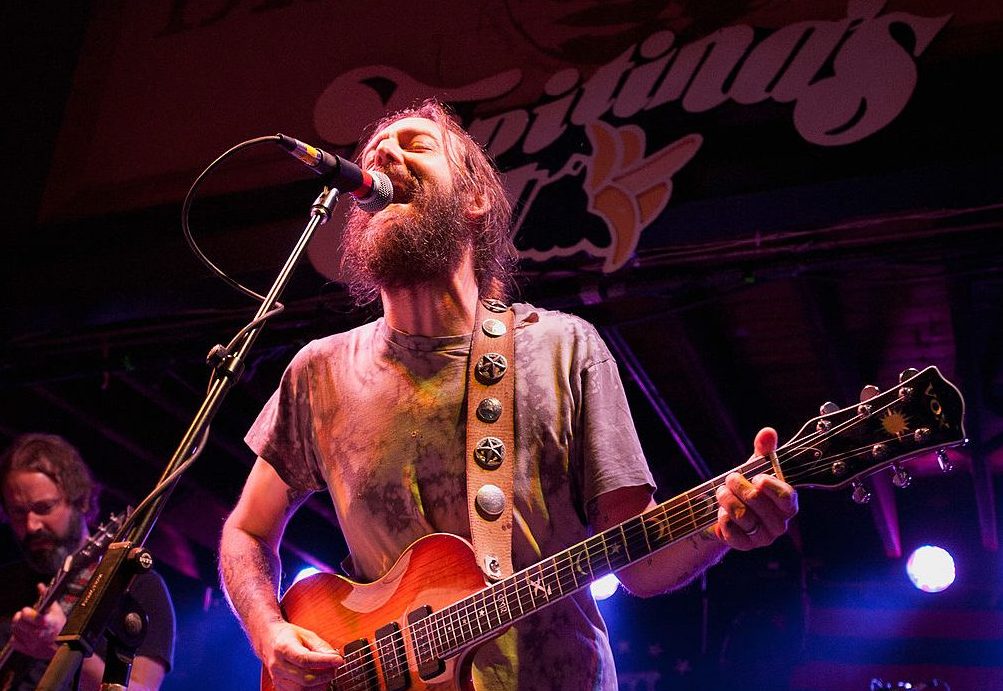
[266,366,966,691]
[0,510,127,691]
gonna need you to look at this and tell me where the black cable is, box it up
[181,134,283,304]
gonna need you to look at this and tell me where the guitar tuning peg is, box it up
[859,385,880,402]
[851,481,872,504]
[936,449,953,473]
[819,401,839,416]
[899,367,919,383]
[891,463,912,489]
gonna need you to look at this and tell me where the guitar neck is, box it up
[0,564,73,668]
[417,457,767,659]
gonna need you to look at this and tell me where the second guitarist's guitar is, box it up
[0,511,127,691]
[266,366,966,691]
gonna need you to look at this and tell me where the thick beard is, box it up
[340,174,473,303]
[21,510,84,576]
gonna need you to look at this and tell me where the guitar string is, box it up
[332,433,917,688]
[331,447,910,691]
[325,391,942,688]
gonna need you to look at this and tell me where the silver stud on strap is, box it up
[481,299,509,313]
[475,484,506,518]
[476,397,503,423]
[482,318,507,337]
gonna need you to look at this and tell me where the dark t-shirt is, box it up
[0,559,176,691]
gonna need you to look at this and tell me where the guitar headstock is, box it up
[68,509,129,570]
[777,366,966,491]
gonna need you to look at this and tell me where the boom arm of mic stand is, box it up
[36,185,344,691]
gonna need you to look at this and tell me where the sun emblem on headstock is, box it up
[881,409,911,438]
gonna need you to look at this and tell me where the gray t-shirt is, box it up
[247,303,654,690]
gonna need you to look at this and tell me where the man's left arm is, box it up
[588,427,798,598]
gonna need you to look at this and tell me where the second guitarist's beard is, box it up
[21,510,85,576]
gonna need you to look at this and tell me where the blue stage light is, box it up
[591,573,620,600]
[906,545,956,593]
[292,566,321,585]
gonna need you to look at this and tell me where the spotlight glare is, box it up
[906,545,955,593]
[591,573,620,600]
[293,566,321,585]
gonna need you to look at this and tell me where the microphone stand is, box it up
[37,184,344,691]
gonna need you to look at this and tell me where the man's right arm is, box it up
[219,457,343,689]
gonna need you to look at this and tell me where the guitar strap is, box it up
[465,298,516,582]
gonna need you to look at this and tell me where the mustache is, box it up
[371,163,421,201]
[24,529,60,548]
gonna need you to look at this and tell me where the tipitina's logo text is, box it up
[312,0,950,274]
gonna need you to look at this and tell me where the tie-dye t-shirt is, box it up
[246,303,655,690]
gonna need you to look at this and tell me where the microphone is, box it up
[276,134,393,213]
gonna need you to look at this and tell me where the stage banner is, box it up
[41,0,998,278]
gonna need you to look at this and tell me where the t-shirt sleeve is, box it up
[245,346,327,492]
[578,334,656,506]
[130,571,176,673]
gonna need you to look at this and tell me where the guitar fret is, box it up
[549,557,564,596]
[488,588,500,623]
[523,570,537,608]
[563,549,579,590]
[461,601,475,641]
[593,533,609,569]
[639,513,654,554]
[618,523,631,563]
[510,576,525,616]
[442,607,458,650]
[428,615,443,658]
[474,592,489,635]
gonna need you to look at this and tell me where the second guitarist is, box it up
[0,434,176,691]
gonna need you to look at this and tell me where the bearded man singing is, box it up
[219,99,798,691]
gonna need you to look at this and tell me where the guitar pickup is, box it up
[342,638,377,690]
[375,622,409,690]
[406,605,445,680]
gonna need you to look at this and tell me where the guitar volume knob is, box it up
[851,481,872,504]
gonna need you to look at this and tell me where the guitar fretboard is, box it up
[407,458,764,663]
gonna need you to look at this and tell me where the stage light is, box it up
[292,566,321,585]
[906,545,956,593]
[591,573,620,600]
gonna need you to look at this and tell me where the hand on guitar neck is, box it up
[710,427,799,550]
